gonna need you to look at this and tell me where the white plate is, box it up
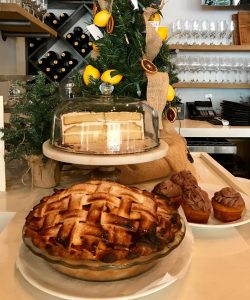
[189,183,250,229]
[16,229,193,300]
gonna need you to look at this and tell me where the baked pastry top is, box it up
[212,187,245,209]
[23,180,183,263]
[152,179,183,209]
[171,170,198,190]
[183,186,211,212]
[152,179,182,198]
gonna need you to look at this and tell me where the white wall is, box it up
[0,37,25,75]
[162,0,250,115]
[0,37,26,101]
[162,0,235,23]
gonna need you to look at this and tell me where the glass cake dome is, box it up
[51,95,159,155]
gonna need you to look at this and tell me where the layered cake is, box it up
[51,98,160,154]
[61,111,144,145]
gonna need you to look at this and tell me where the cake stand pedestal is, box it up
[42,140,168,182]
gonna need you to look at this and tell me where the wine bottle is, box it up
[73,40,81,50]
[65,32,76,44]
[28,42,36,49]
[46,51,58,61]
[57,67,69,79]
[45,12,56,20]
[45,12,60,28]
[79,33,90,44]
[52,59,64,67]
[44,67,55,77]
[37,57,49,69]
[79,46,90,57]
[59,66,69,74]
[66,59,78,69]
[27,38,37,50]
[73,26,83,37]
[52,73,62,81]
[59,12,69,23]
[51,18,61,29]
[61,51,71,60]
[88,41,93,48]
[44,12,55,26]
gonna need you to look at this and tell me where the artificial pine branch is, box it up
[0,72,60,161]
[74,0,178,100]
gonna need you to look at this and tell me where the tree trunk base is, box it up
[27,155,60,188]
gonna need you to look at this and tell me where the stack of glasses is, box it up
[172,55,250,83]
[168,19,235,45]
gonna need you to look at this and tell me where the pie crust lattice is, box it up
[23,180,183,263]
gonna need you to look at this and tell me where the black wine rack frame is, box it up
[26,0,93,83]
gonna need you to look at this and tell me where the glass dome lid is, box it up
[51,95,159,155]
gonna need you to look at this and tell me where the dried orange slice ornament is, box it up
[141,59,158,74]
[166,106,177,123]
[106,15,114,34]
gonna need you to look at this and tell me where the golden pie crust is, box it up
[23,180,185,280]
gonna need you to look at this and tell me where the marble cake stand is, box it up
[42,140,168,166]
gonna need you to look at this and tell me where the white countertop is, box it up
[163,119,250,138]
[1,153,250,300]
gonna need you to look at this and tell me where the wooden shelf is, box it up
[0,3,57,38]
[173,82,250,89]
[169,44,250,51]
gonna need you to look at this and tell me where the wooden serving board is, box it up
[136,152,250,197]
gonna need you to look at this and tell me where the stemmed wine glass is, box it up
[224,20,235,45]
[183,19,191,45]
[188,56,201,82]
[217,20,228,45]
[35,0,48,21]
[242,57,250,83]
[200,20,209,45]
[191,20,201,45]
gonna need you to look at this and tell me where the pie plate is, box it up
[16,226,193,300]
[22,216,185,282]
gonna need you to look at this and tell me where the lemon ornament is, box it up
[167,84,175,102]
[149,12,161,22]
[101,69,123,85]
[93,10,111,27]
[83,65,100,86]
[157,27,168,41]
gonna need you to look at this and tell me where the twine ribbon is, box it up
[143,7,169,129]
[143,7,162,61]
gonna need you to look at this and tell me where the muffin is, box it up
[182,186,212,224]
[152,179,183,209]
[171,170,198,191]
[212,187,245,222]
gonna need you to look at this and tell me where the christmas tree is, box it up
[74,0,178,121]
[1,72,60,161]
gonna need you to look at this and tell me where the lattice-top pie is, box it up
[23,180,185,281]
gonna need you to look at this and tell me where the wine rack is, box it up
[26,0,93,83]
